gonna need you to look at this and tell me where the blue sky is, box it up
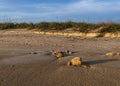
[0,0,120,22]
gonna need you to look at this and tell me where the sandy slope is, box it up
[0,29,120,86]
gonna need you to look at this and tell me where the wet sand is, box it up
[0,29,120,86]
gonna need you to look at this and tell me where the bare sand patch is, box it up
[0,29,120,86]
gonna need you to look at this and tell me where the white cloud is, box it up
[0,0,120,22]
[1,0,120,14]
[60,0,120,14]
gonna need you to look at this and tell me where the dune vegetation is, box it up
[0,21,120,33]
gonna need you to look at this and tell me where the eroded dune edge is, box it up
[34,31,120,38]
[2,29,120,38]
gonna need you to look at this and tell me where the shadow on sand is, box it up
[84,59,118,66]
[45,51,77,57]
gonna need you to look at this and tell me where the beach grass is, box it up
[0,21,120,33]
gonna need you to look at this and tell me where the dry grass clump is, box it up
[51,50,65,58]
[51,50,72,58]
[51,50,87,68]
[106,52,120,56]
[67,57,87,68]
[51,50,63,58]
[67,57,82,66]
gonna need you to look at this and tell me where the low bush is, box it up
[0,21,120,33]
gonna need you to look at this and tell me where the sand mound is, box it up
[106,52,120,56]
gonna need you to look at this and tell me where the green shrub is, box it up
[100,23,120,33]
[36,22,49,30]
[0,21,120,32]
[0,23,14,30]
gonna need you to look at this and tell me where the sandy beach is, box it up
[0,29,120,86]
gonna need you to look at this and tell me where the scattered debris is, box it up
[67,57,88,68]
[51,50,72,58]
[51,50,63,58]
[106,52,120,56]
[51,50,89,68]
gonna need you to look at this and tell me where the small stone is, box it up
[31,52,37,54]
[11,65,15,68]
